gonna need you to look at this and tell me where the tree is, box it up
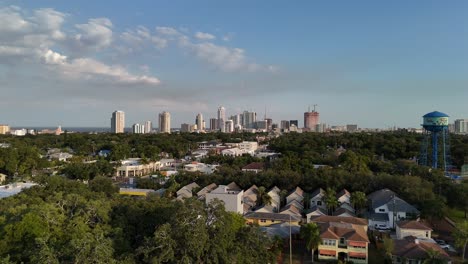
[324,188,339,215]
[350,191,367,211]
[300,223,321,263]
[383,237,394,263]
[454,221,468,261]
[422,248,448,264]
[257,186,272,207]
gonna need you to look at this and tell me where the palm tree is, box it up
[256,186,272,207]
[324,188,339,215]
[454,221,468,261]
[350,191,367,211]
[300,223,322,263]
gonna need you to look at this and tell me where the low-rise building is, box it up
[115,158,161,177]
[183,162,218,174]
[244,212,301,226]
[396,220,432,239]
[391,237,450,264]
[310,188,327,211]
[177,182,200,200]
[311,216,370,264]
[206,185,244,214]
[241,162,264,173]
[286,186,304,206]
[197,183,217,200]
[119,188,157,197]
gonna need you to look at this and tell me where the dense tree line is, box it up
[0,176,278,263]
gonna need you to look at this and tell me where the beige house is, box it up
[176,182,200,200]
[311,216,369,264]
[115,158,161,177]
[396,220,432,239]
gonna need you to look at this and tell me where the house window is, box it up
[260,219,266,223]
[379,209,385,212]
[339,238,345,245]
[317,201,322,206]
[426,231,429,238]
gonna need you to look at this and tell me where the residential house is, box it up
[206,185,244,214]
[286,187,304,206]
[197,183,217,200]
[254,204,276,213]
[49,152,73,162]
[198,140,221,150]
[312,216,370,264]
[119,188,157,197]
[244,212,301,227]
[268,186,281,212]
[310,188,327,211]
[391,237,450,264]
[176,182,200,200]
[238,141,258,154]
[183,162,218,174]
[367,189,419,229]
[221,148,243,157]
[227,182,242,191]
[305,206,328,222]
[336,189,351,205]
[241,162,264,173]
[243,185,259,213]
[396,221,432,239]
[333,207,356,217]
[279,203,302,217]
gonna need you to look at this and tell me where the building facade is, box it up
[454,119,468,134]
[144,120,152,133]
[0,125,10,135]
[196,113,204,131]
[217,106,226,132]
[304,111,319,131]
[132,123,145,134]
[206,185,244,214]
[111,110,125,133]
[159,111,171,133]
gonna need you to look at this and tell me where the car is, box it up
[435,239,446,245]
[439,244,450,250]
[375,224,390,230]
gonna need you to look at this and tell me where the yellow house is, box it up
[244,212,301,227]
[311,216,369,264]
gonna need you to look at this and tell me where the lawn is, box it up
[446,207,467,224]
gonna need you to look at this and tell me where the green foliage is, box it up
[300,222,321,263]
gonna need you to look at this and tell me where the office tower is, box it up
[159,111,171,133]
[454,119,468,134]
[289,120,298,127]
[256,120,267,130]
[181,123,190,133]
[111,110,125,133]
[196,113,204,131]
[0,125,10,135]
[304,109,319,131]
[230,114,241,126]
[218,106,226,132]
[144,121,152,133]
[316,123,327,133]
[225,120,234,133]
[265,118,273,131]
[242,111,257,129]
[132,123,145,134]
[280,120,290,130]
[210,118,218,131]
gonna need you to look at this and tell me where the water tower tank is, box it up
[422,111,449,132]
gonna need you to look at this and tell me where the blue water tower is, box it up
[419,111,451,173]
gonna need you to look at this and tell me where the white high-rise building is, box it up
[111,111,125,133]
[132,123,145,134]
[242,111,257,129]
[225,120,234,133]
[196,113,204,131]
[218,106,226,132]
[159,111,171,133]
[455,119,468,134]
[144,121,152,133]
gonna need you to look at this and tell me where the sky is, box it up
[1,0,468,128]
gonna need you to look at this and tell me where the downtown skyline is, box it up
[1,1,468,128]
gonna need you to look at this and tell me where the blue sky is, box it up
[1,1,468,128]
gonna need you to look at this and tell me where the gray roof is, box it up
[368,188,419,214]
[244,212,301,222]
[310,188,325,198]
[305,205,327,215]
[260,223,301,238]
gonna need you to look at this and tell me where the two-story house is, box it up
[391,237,450,264]
[176,182,199,200]
[286,187,304,206]
[311,215,370,264]
[268,186,281,212]
[367,189,419,229]
[309,188,327,211]
[206,185,244,214]
[396,220,432,239]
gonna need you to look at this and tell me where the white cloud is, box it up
[72,18,113,51]
[0,6,32,35]
[194,31,215,40]
[41,49,160,85]
[156,26,180,36]
[32,8,67,40]
[121,26,167,50]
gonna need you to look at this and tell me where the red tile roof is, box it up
[397,220,432,231]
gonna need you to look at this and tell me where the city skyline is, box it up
[2,1,468,128]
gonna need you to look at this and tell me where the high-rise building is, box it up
[316,123,327,133]
[265,118,273,131]
[181,123,190,133]
[0,125,10,135]
[454,119,468,134]
[144,121,152,133]
[111,111,125,133]
[196,113,204,131]
[218,106,226,132]
[132,123,145,134]
[210,118,218,131]
[346,124,358,132]
[256,120,267,130]
[280,120,290,130]
[225,120,234,133]
[304,110,319,131]
[242,111,257,129]
[159,111,171,133]
[230,114,241,127]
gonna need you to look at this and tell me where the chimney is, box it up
[414,238,419,244]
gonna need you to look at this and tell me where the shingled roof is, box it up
[392,237,449,261]
[397,220,432,231]
[311,215,368,226]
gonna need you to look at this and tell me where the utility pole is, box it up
[289,214,292,264]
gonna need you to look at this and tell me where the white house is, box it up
[336,189,351,205]
[221,148,243,157]
[305,206,327,222]
[286,187,304,206]
[396,220,432,239]
[310,188,327,211]
[115,158,161,177]
[367,189,419,229]
[238,141,258,154]
[206,185,244,214]
[268,186,281,212]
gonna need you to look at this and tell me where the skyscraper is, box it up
[144,121,152,133]
[111,111,125,133]
[289,120,298,127]
[210,118,218,131]
[280,120,290,130]
[196,113,204,131]
[242,111,257,129]
[132,123,145,134]
[159,111,171,133]
[304,109,319,131]
[454,119,468,134]
[225,120,234,133]
[218,106,226,132]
